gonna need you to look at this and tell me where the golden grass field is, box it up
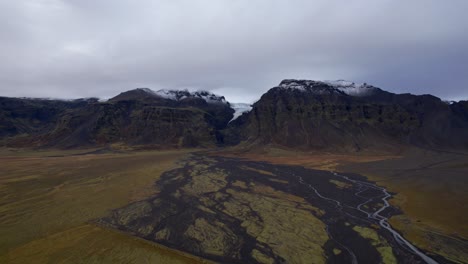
[0,148,208,264]
[340,149,468,264]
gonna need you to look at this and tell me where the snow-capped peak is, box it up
[137,88,228,104]
[136,87,156,94]
[278,79,377,97]
[323,80,375,96]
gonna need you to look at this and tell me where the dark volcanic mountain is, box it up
[0,97,98,140]
[0,89,234,148]
[226,80,468,151]
[1,80,468,151]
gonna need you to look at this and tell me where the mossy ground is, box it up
[2,146,466,263]
[218,146,468,263]
[0,148,204,264]
[102,155,330,263]
[352,226,397,264]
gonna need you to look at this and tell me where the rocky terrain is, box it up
[0,96,97,139]
[0,89,233,148]
[98,153,452,264]
[226,80,468,151]
[2,80,468,151]
[2,80,467,263]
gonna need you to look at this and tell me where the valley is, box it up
[2,0,467,262]
[1,79,467,263]
[223,147,468,263]
[1,147,466,263]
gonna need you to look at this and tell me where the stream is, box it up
[295,170,438,264]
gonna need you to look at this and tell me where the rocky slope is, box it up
[0,89,234,148]
[226,80,468,151]
[0,97,97,140]
[1,81,468,151]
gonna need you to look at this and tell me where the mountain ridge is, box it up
[1,80,467,151]
[225,79,468,151]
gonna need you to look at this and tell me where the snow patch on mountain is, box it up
[323,80,376,96]
[137,88,227,104]
[153,89,178,100]
[278,79,377,96]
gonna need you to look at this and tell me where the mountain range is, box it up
[2,79,468,151]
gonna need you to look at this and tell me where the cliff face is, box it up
[1,89,234,148]
[226,80,468,151]
[0,97,97,139]
[2,82,468,151]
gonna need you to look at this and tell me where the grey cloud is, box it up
[0,0,467,103]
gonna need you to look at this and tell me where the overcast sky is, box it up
[1,0,467,103]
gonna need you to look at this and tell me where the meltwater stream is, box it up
[296,171,439,264]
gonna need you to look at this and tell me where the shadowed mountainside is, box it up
[225,80,468,151]
[2,80,468,151]
[0,97,98,139]
[1,89,234,148]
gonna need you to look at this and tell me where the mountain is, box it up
[225,79,468,151]
[0,89,234,148]
[0,97,98,139]
[1,81,468,151]
[109,88,228,105]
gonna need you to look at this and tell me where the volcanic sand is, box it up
[218,146,468,263]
